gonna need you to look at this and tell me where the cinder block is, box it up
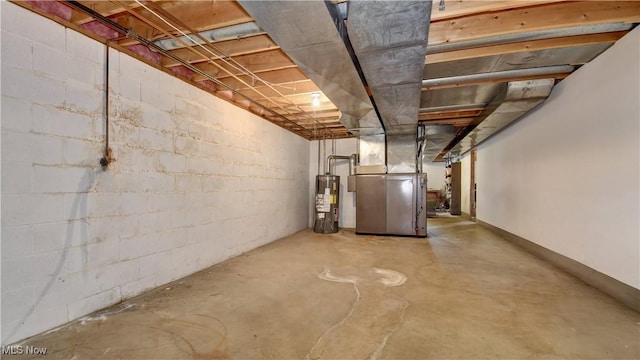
[34,271,97,310]
[171,208,209,229]
[155,228,187,252]
[188,157,221,175]
[140,171,174,192]
[1,286,34,324]
[65,82,102,114]
[118,193,156,216]
[66,240,120,274]
[63,138,101,166]
[0,161,32,194]
[109,122,140,147]
[32,104,94,139]
[175,98,203,123]
[34,40,95,85]
[138,251,172,279]
[2,302,68,346]
[139,104,175,131]
[94,260,138,292]
[63,192,90,221]
[0,30,33,71]
[138,211,174,235]
[138,127,173,152]
[87,217,123,245]
[174,135,200,156]
[1,193,65,226]
[140,76,174,111]
[120,274,156,299]
[116,72,141,101]
[148,193,185,212]
[116,215,139,240]
[1,249,66,289]
[1,2,66,50]
[157,152,187,173]
[1,225,34,260]
[32,165,96,193]
[65,28,104,65]
[201,175,225,192]
[32,43,70,81]
[32,222,66,254]
[88,193,121,218]
[1,95,33,133]
[67,287,121,321]
[175,174,202,192]
[2,67,66,105]
[186,222,217,245]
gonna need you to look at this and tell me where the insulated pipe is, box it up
[326,154,358,176]
[422,65,575,88]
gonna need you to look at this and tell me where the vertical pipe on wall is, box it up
[317,140,321,176]
[99,42,112,169]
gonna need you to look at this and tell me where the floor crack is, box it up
[368,298,408,360]
[305,269,361,360]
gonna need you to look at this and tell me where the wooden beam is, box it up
[71,0,148,24]
[114,1,252,46]
[162,34,278,67]
[429,1,640,45]
[191,49,296,82]
[236,80,320,98]
[426,31,627,64]
[203,67,309,90]
[430,0,566,22]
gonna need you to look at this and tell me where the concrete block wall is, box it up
[1,2,309,344]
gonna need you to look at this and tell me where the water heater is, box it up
[313,175,340,233]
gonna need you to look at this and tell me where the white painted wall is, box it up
[309,138,358,228]
[475,27,640,289]
[1,2,309,344]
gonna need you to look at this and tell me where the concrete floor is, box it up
[6,216,640,359]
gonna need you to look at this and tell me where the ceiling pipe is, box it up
[154,22,264,51]
[427,23,633,55]
[422,65,575,88]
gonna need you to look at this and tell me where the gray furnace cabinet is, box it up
[356,173,427,237]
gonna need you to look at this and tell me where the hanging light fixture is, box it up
[311,92,321,107]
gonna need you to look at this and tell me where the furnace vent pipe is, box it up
[326,154,359,176]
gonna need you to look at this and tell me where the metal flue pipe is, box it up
[326,154,359,176]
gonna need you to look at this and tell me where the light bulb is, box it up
[311,92,321,107]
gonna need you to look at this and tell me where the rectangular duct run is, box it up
[347,0,432,173]
[449,79,555,157]
[238,1,384,137]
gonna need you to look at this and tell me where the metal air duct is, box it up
[448,79,556,156]
[238,1,383,136]
[347,1,432,173]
